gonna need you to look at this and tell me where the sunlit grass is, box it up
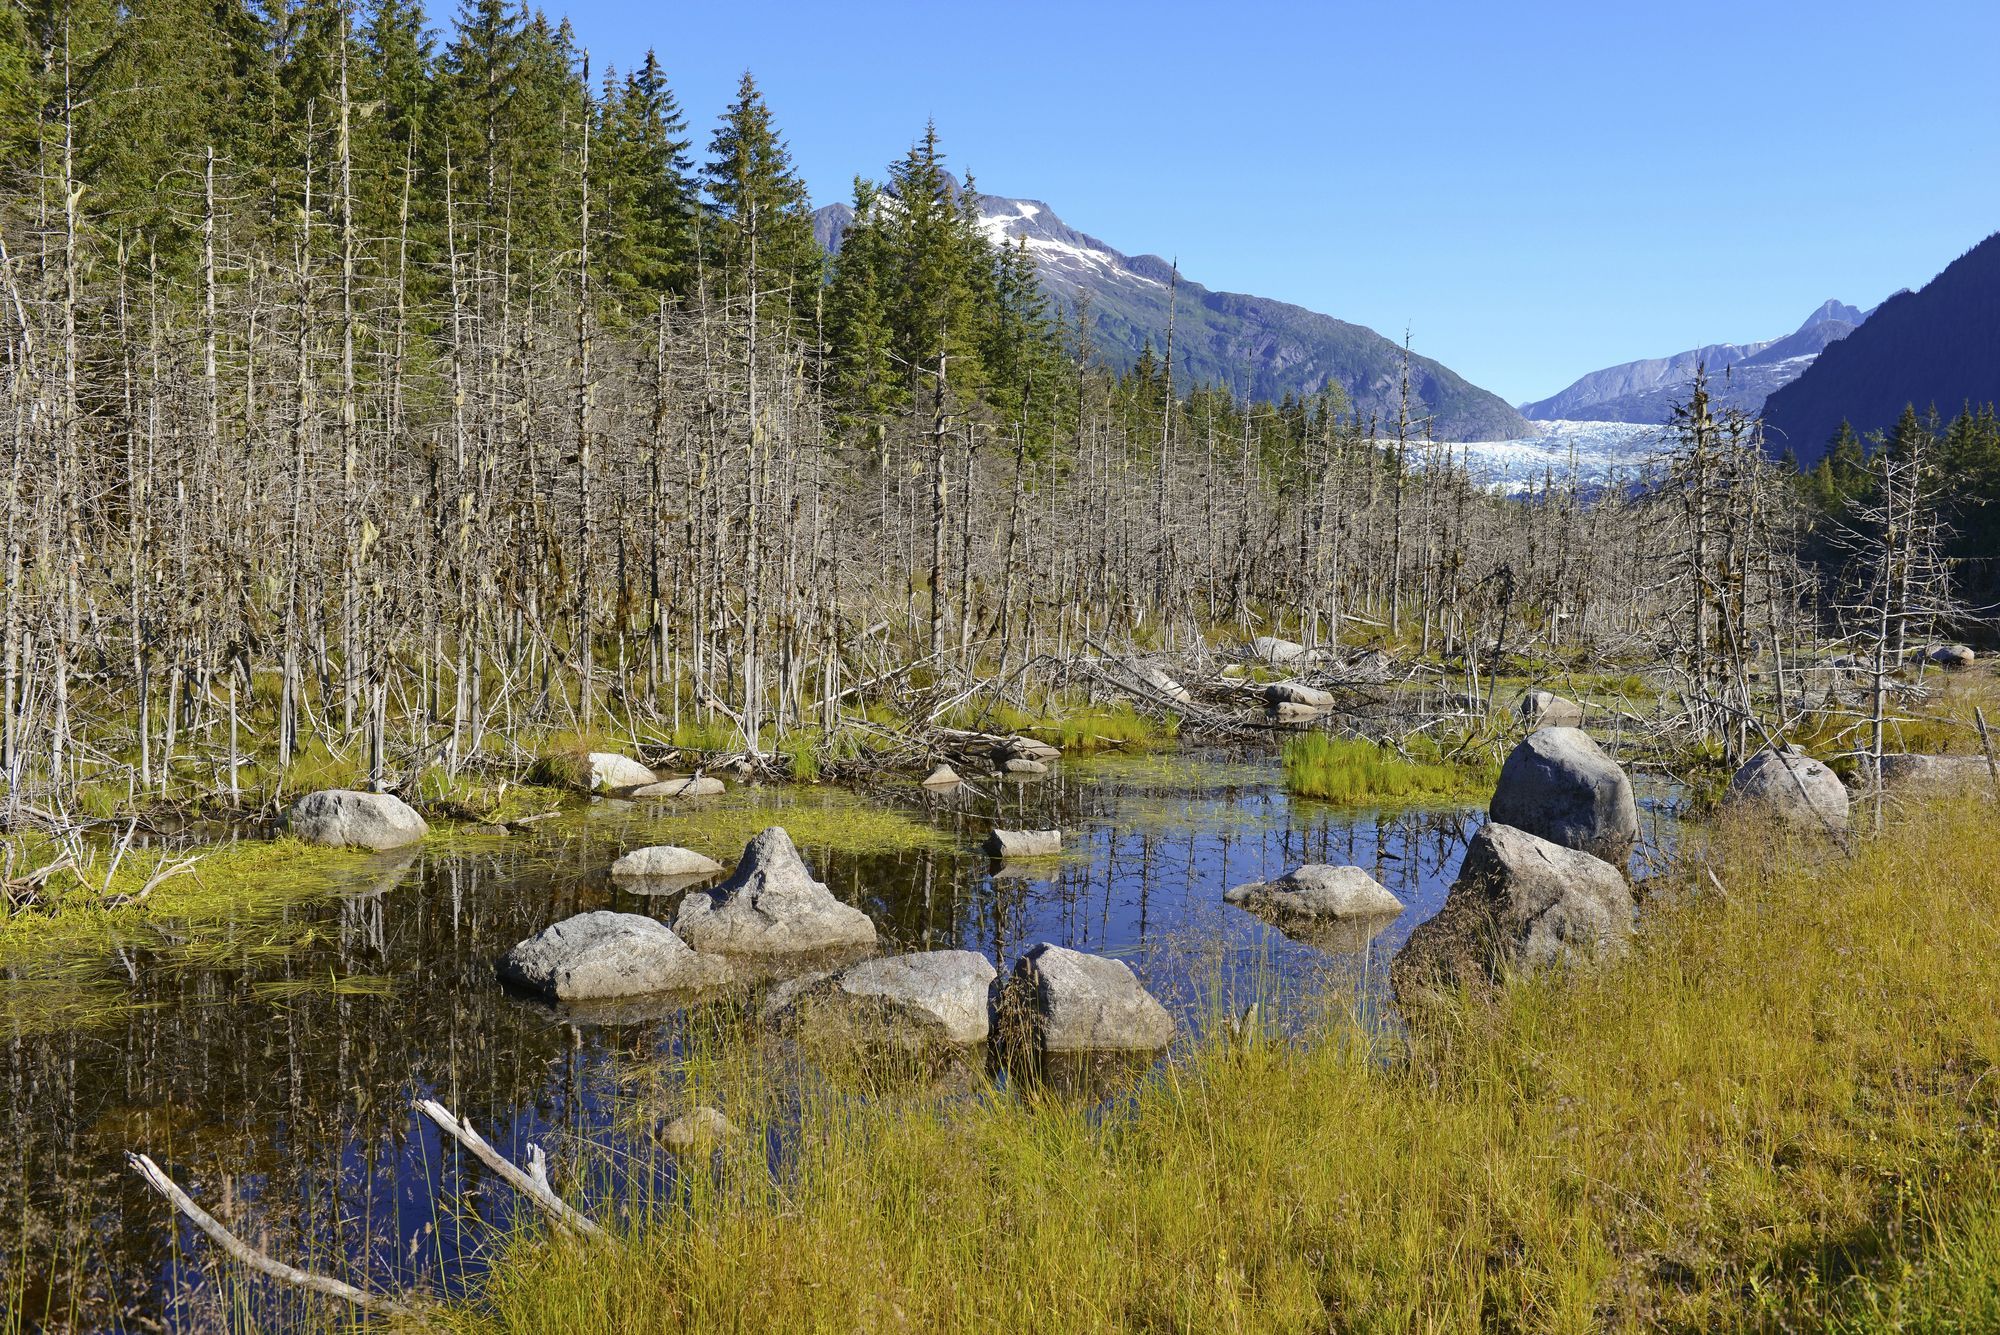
[1280,732,1496,807]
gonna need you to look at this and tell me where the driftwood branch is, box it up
[413,1098,608,1241]
[126,1152,412,1316]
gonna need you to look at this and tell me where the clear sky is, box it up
[546,0,2000,404]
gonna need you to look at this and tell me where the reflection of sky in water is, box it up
[0,749,1679,1326]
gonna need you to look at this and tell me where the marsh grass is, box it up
[945,697,1178,754]
[1281,732,1497,807]
[427,797,2000,1333]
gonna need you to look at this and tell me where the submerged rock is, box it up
[1489,726,1639,868]
[1268,701,1320,725]
[286,789,428,851]
[779,950,997,1047]
[1000,757,1049,776]
[1264,681,1334,709]
[632,775,724,799]
[609,845,724,880]
[499,911,728,1000]
[657,1105,741,1151]
[1393,823,1632,1002]
[985,828,1061,858]
[1517,689,1585,729]
[675,827,877,954]
[1723,747,1850,832]
[998,943,1173,1054]
[1225,864,1404,921]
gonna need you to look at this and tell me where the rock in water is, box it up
[610,845,724,880]
[1489,726,1639,868]
[1000,757,1049,775]
[657,1105,740,1151]
[1268,701,1320,725]
[580,752,658,792]
[985,828,1062,857]
[1264,681,1334,708]
[1393,823,1633,1001]
[1517,689,1585,729]
[1248,635,1308,665]
[1001,943,1173,1053]
[632,775,724,799]
[499,911,727,1000]
[1224,864,1405,920]
[675,827,876,954]
[921,764,963,788]
[1723,747,1850,832]
[286,790,428,851]
[782,950,998,1046]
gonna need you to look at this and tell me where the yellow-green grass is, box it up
[429,798,2000,1333]
[1281,732,1497,807]
[945,697,1179,754]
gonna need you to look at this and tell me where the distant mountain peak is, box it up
[1796,299,1864,334]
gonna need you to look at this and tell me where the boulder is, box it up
[675,827,876,954]
[657,1105,741,1151]
[999,757,1049,776]
[610,845,724,880]
[1268,701,1320,725]
[498,910,728,1000]
[1000,943,1173,1053]
[285,789,428,851]
[783,950,997,1046]
[1723,747,1850,832]
[997,736,1061,763]
[579,752,657,793]
[632,775,724,799]
[1264,681,1334,709]
[985,828,1061,858]
[1879,753,1994,792]
[1393,823,1633,1000]
[1137,665,1193,704]
[1926,644,1976,671]
[1517,689,1585,729]
[1224,864,1405,921]
[921,763,963,788]
[1249,635,1308,665]
[1489,726,1640,868]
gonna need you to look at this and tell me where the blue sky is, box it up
[551,0,2000,404]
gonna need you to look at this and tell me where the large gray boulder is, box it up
[1925,644,1976,671]
[1489,726,1640,868]
[1265,681,1334,709]
[1000,944,1173,1053]
[1249,635,1308,665]
[580,752,657,792]
[985,828,1061,857]
[1393,822,1633,1000]
[286,789,428,851]
[632,775,724,799]
[1723,747,1850,832]
[1224,864,1404,920]
[1879,753,1994,792]
[499,911,728,1000]
[1518,689,1585,729]
[782,950,997,1047]
[675,827,876,954]
[610,845,724,880]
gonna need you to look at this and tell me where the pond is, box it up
[0,748,1681,1330]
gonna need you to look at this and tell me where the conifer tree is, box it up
[702,71,820,310]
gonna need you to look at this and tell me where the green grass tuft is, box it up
[1281,732,1496,807]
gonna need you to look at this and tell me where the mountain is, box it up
[811,191,1531,441]
[1520,301,1867,424]
[1761,233,2000,465]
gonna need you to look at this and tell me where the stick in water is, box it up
[413,1099,608,1241]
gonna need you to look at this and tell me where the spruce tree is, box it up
[702,71,820,310]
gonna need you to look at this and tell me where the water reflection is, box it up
[0,749,1661,1329]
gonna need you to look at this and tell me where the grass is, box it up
[1280,732,1498,807]
[426,796,2000,1333]
[609,785,952,859]
[945,697,1179,754]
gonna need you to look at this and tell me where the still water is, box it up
[0,749,1677,1330]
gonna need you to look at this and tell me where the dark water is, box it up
[0,749,1678,1331]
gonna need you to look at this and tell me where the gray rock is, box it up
[1723,748,1850,832]
[657,1105,741,1151]
[632,775,724,799]
[1137,665,1193,704]
[285,789,429,851]
[610,845,724,880]
[499,910,728,1000]
[998,736,1062,763]
[1489,726,1640,867]
[1926,643,1976,670]
[675,827,877,954]
[1264,681,1334,709]
[581,752,657,792]
[1879,753,1995,792]
[1248,635,1308,665]
[1518,689,1585,729]
[1393,823,1633,1000]
[784,950,997,1046]
[921,764,963,788]
[985,828,1061,857]
[1224,864,1405,920]
[1000,757,1049,775]
[1001,943,1173,1053]
[1269,701,1321,725]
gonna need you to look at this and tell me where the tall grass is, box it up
[432,798,2000,1332]
[1281,732,1496,807]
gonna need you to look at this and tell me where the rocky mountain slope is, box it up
[813,191,1530,441]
